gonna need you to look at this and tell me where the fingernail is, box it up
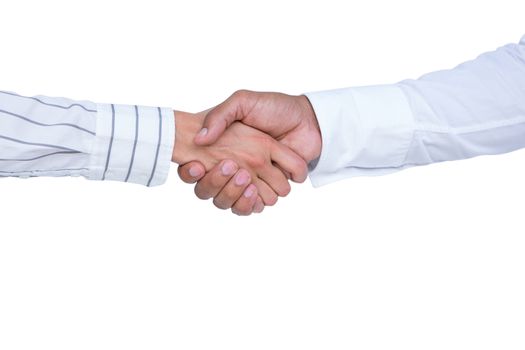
[235,171,250,186]
[221,161,237,176]
[189,166,202,178]
[243,184,256,198]
[197,128,208,138]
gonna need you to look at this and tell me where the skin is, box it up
[177,91,323,215]
[171,110,308,215]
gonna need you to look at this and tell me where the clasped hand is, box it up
[172,91,322,216]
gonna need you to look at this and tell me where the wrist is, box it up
[171,111,205,164]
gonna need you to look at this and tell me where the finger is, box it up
[231,184,258,216]
[194,159,238,200]
[254,178,278,206]
[213,169,252,210]
[253,196,265,213]
[194,90,257,146]
[270,142,309,183]
[177,161,206,184]
[258,165,291,197]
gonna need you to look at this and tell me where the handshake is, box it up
[171,90,322,216]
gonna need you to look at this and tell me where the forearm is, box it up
[306,35,525,186]
[0,90,174,186]
[397,40,525,164]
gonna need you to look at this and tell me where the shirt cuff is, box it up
[87,103,175,187]
[304,85,415,187]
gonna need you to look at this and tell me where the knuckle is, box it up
[261,136,272,148]
[210,173,228,188]
[221,192,239,205]
[249,156,266,169]
[233,89,250,100]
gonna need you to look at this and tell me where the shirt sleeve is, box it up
[305,34,525,187]
[0,90,175,187]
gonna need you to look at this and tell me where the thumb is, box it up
[194,90,253,146]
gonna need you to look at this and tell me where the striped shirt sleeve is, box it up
[0,90,175,187]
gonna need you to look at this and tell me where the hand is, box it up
[177,160,266,215]
[172,110,308,209]
[196,90,322,163]
[178,91,322,214]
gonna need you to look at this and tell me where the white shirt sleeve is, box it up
[305,34,525,187]
[0,91,174,186]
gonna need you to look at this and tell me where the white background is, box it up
[0,1,524,349]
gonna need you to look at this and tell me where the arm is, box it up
[182,34,525,210]
[305,34,525,186]
[0,90,173,186]
[0,90,306,213]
